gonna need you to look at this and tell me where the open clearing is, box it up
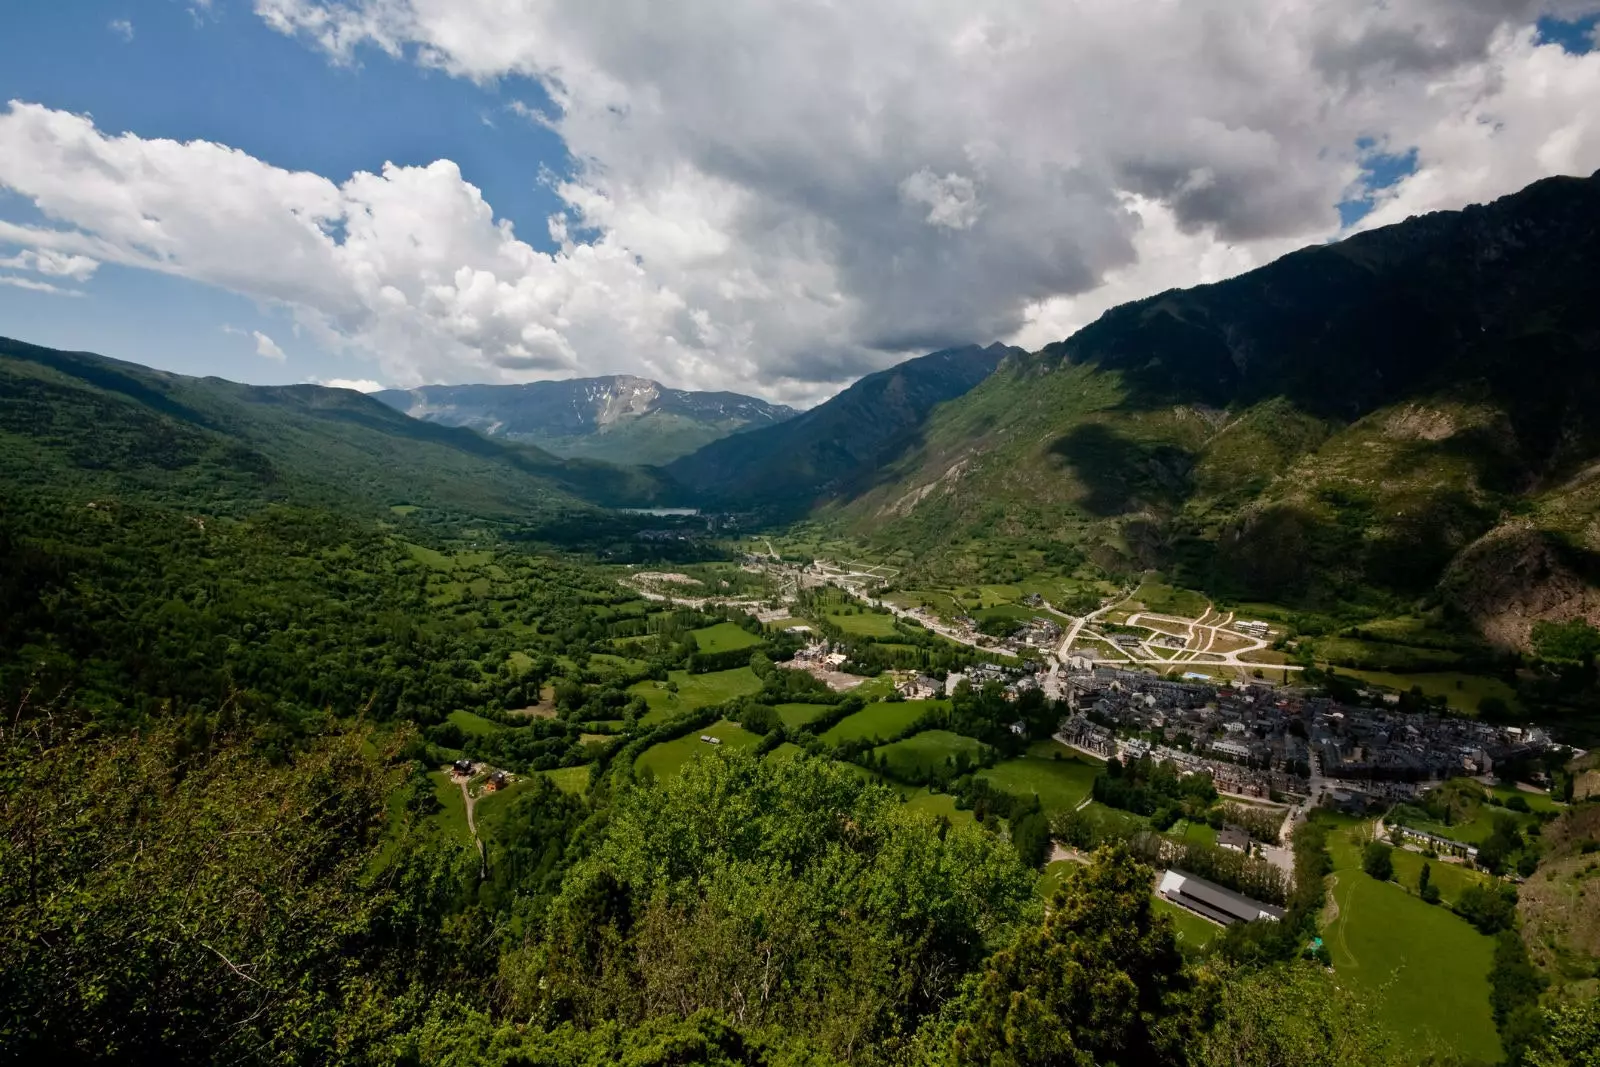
[874,730,988,779]
[825,611,902,637]
[447,709,504,736]
[1152,896,1223,952]
[976,741,1102,813]
[636,719,761,779]
[629,667,764,723]
[776,702,835,729]
[540,765,592,794]
[902,788,978,829]
[692,622,765,653]
[1332,667,1520,715]
[1324,826,1501,1063]
[821,700,944,745]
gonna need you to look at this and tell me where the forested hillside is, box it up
[833,171,1600,648]
[667,343,1015,516]
[0,337,671,523]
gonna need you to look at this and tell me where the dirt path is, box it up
[457,776,487,875]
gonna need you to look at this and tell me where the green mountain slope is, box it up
[0,337,671,521]
[666,343,1016,516]
[833,170,1600,647]
[373,376,797,465]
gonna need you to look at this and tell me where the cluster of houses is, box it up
[449,758,513,792]
[1057,666,1557,804]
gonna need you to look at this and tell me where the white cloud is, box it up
[108,19,134,43]
[253,331,287,361]
[0,275,84,296]
[317,377,384,392]
[224,325,290,361]
[900,170,983,231]
[7,0,1600,403]
[0,248,99,281]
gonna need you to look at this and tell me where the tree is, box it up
[1362,841,1394,882]
[737,702,780,736]
[1418,862,1440,905]
[1198,963,1403,1067]
[949,846,1197,1067]
[1526,998,1600,1067]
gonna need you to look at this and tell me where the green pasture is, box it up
[692,622,764,653]
[629,667,765,724]
[764,742,805,763]
[1324,868,1501,1062]
[1332,667,1520,715]
[540,765,592,795]
[825,611,901,637]
[1151,896,1222,953]
[776,702,835,729]
[447,709,504,736]
[976,741,1102,813]
[902,788,978,829]
[874,730,988,779]
[820,700,944,745]
[635,719,761,779]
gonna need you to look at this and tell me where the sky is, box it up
[1,2,1599,405]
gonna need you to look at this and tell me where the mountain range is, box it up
[6,169,1600,649]
[373,376,796,466]
[818,169,1600,648]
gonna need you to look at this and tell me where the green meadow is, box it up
[820,700,944,745]
[691,621,765,653]
[874,730,988,779]
[776,702,835,729]
[635,719,761,779]
[825,611,901,637]
[447,709,504,736]
[1324,826,1501,1063]
[902,788,978,829]
[628,667,765,724]
[976,740,1102,813]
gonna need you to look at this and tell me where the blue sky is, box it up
[0,0,567,386]
[2,1,1598,401]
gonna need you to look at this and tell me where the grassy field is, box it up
[976,741,1103,813]
[447,709,504,736]
[1081,801,1148,840]
[820,700,944,745]
[541,765,592,794]
[1324,826,1502,1063]
[902,788,978,829]
[635,719,761,779]
[874,730,988,779]
[764,742,805,763]
[1168,819,1219,849]
[776,702,835,729]
[691,622,765,653]
[1332,667,1520,715]
[426,771,473,846]
[1151,897,1223,952]
[825,611,902,637]
[1037,860,1075,901]
[1128,577,1209,619]
[1389,801,1543,847]
[629,667,765,724]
